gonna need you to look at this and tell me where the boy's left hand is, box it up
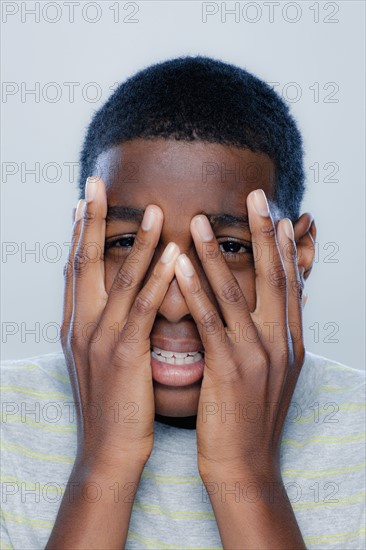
[174,189,305,483]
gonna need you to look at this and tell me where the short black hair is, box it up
[78,55,305,221]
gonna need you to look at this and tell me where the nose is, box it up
[141,221,220,325]
[157,275,191,323]
[155,248,223,325]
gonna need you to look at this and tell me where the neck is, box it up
[155,413,197,429]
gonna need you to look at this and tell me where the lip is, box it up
[150,337,204,354]
[151,353,205,387]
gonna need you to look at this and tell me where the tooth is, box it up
[151,346,204,365]
[152,346,193,358]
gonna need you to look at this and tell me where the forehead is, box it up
[95,138,275,215]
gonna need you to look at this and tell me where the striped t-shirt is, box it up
[0,350,365,549]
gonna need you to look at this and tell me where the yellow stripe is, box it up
[330,402,365,412]
[1,362,39,371]
[1,441,73,464]
[0,385,71,400]
[316,384,364,393]
[324,363,364,374]
[282,432,365,448]
[0,362,70,383]
[2,510,53,529]
[292,493,365,512]
[0,506,13,550]
[304,526,366,545]
[127,530,180,549]
[127,530,221,549]
[134,500,214,520]
[282,461,366,478]
[142,468,202,485]
[2,414,76,434]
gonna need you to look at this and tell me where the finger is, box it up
[276,218,304,357]
[115,242,181,363]
[98,205,164,347]
[61,200,86,420]
[73,177,108,330]
[273,219,306,444]
[174,253,230,373]
[247,190,288,350]
[190,214,254,341]
[61,199,85,347]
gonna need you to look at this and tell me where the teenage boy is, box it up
[1,56,364,550]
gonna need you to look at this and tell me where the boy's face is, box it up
[97,138,280,419]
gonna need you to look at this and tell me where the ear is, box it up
[293,213,317,304]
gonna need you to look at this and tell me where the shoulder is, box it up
[288,350,365,435]
[1,351,71,397]
[294,350,365,411]
[283,353,365,548]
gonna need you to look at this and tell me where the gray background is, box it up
[1,1,365,369]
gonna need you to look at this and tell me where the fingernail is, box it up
[253,190,270,217]
[302,293,308,308]
[177,254,194,277]
[194,215,214,241]
[161,242,179,264]
[283,218,294,240]
[142,206,158,231]
[85,176,98,202]
[75,199,86,222]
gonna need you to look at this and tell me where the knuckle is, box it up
[82,206,96,226]
[220,279,242,304]
[134,292,156,316]
[202,242,220,260]
[259,222,275,238]
[113,267,136,292]
[133,234,150,254]
[290,277,303,300]
[284,241,297,262]
[73,248,89,276]
[199,310,221,335]
[63,259,73,281]
[266,263,287,292]
[187,277,202,296]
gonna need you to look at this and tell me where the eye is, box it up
[105,234,135,251]
[218,238,252,256]
[104,235,252,258]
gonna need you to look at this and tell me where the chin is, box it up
[153,381,201,417]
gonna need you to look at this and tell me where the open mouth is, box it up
[151,346,204,366]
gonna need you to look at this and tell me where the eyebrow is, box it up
[106,206,249,229]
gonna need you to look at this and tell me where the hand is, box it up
[174,189,305,481]
[61,176,180,471]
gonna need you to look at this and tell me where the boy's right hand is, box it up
[61,176,179,472]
